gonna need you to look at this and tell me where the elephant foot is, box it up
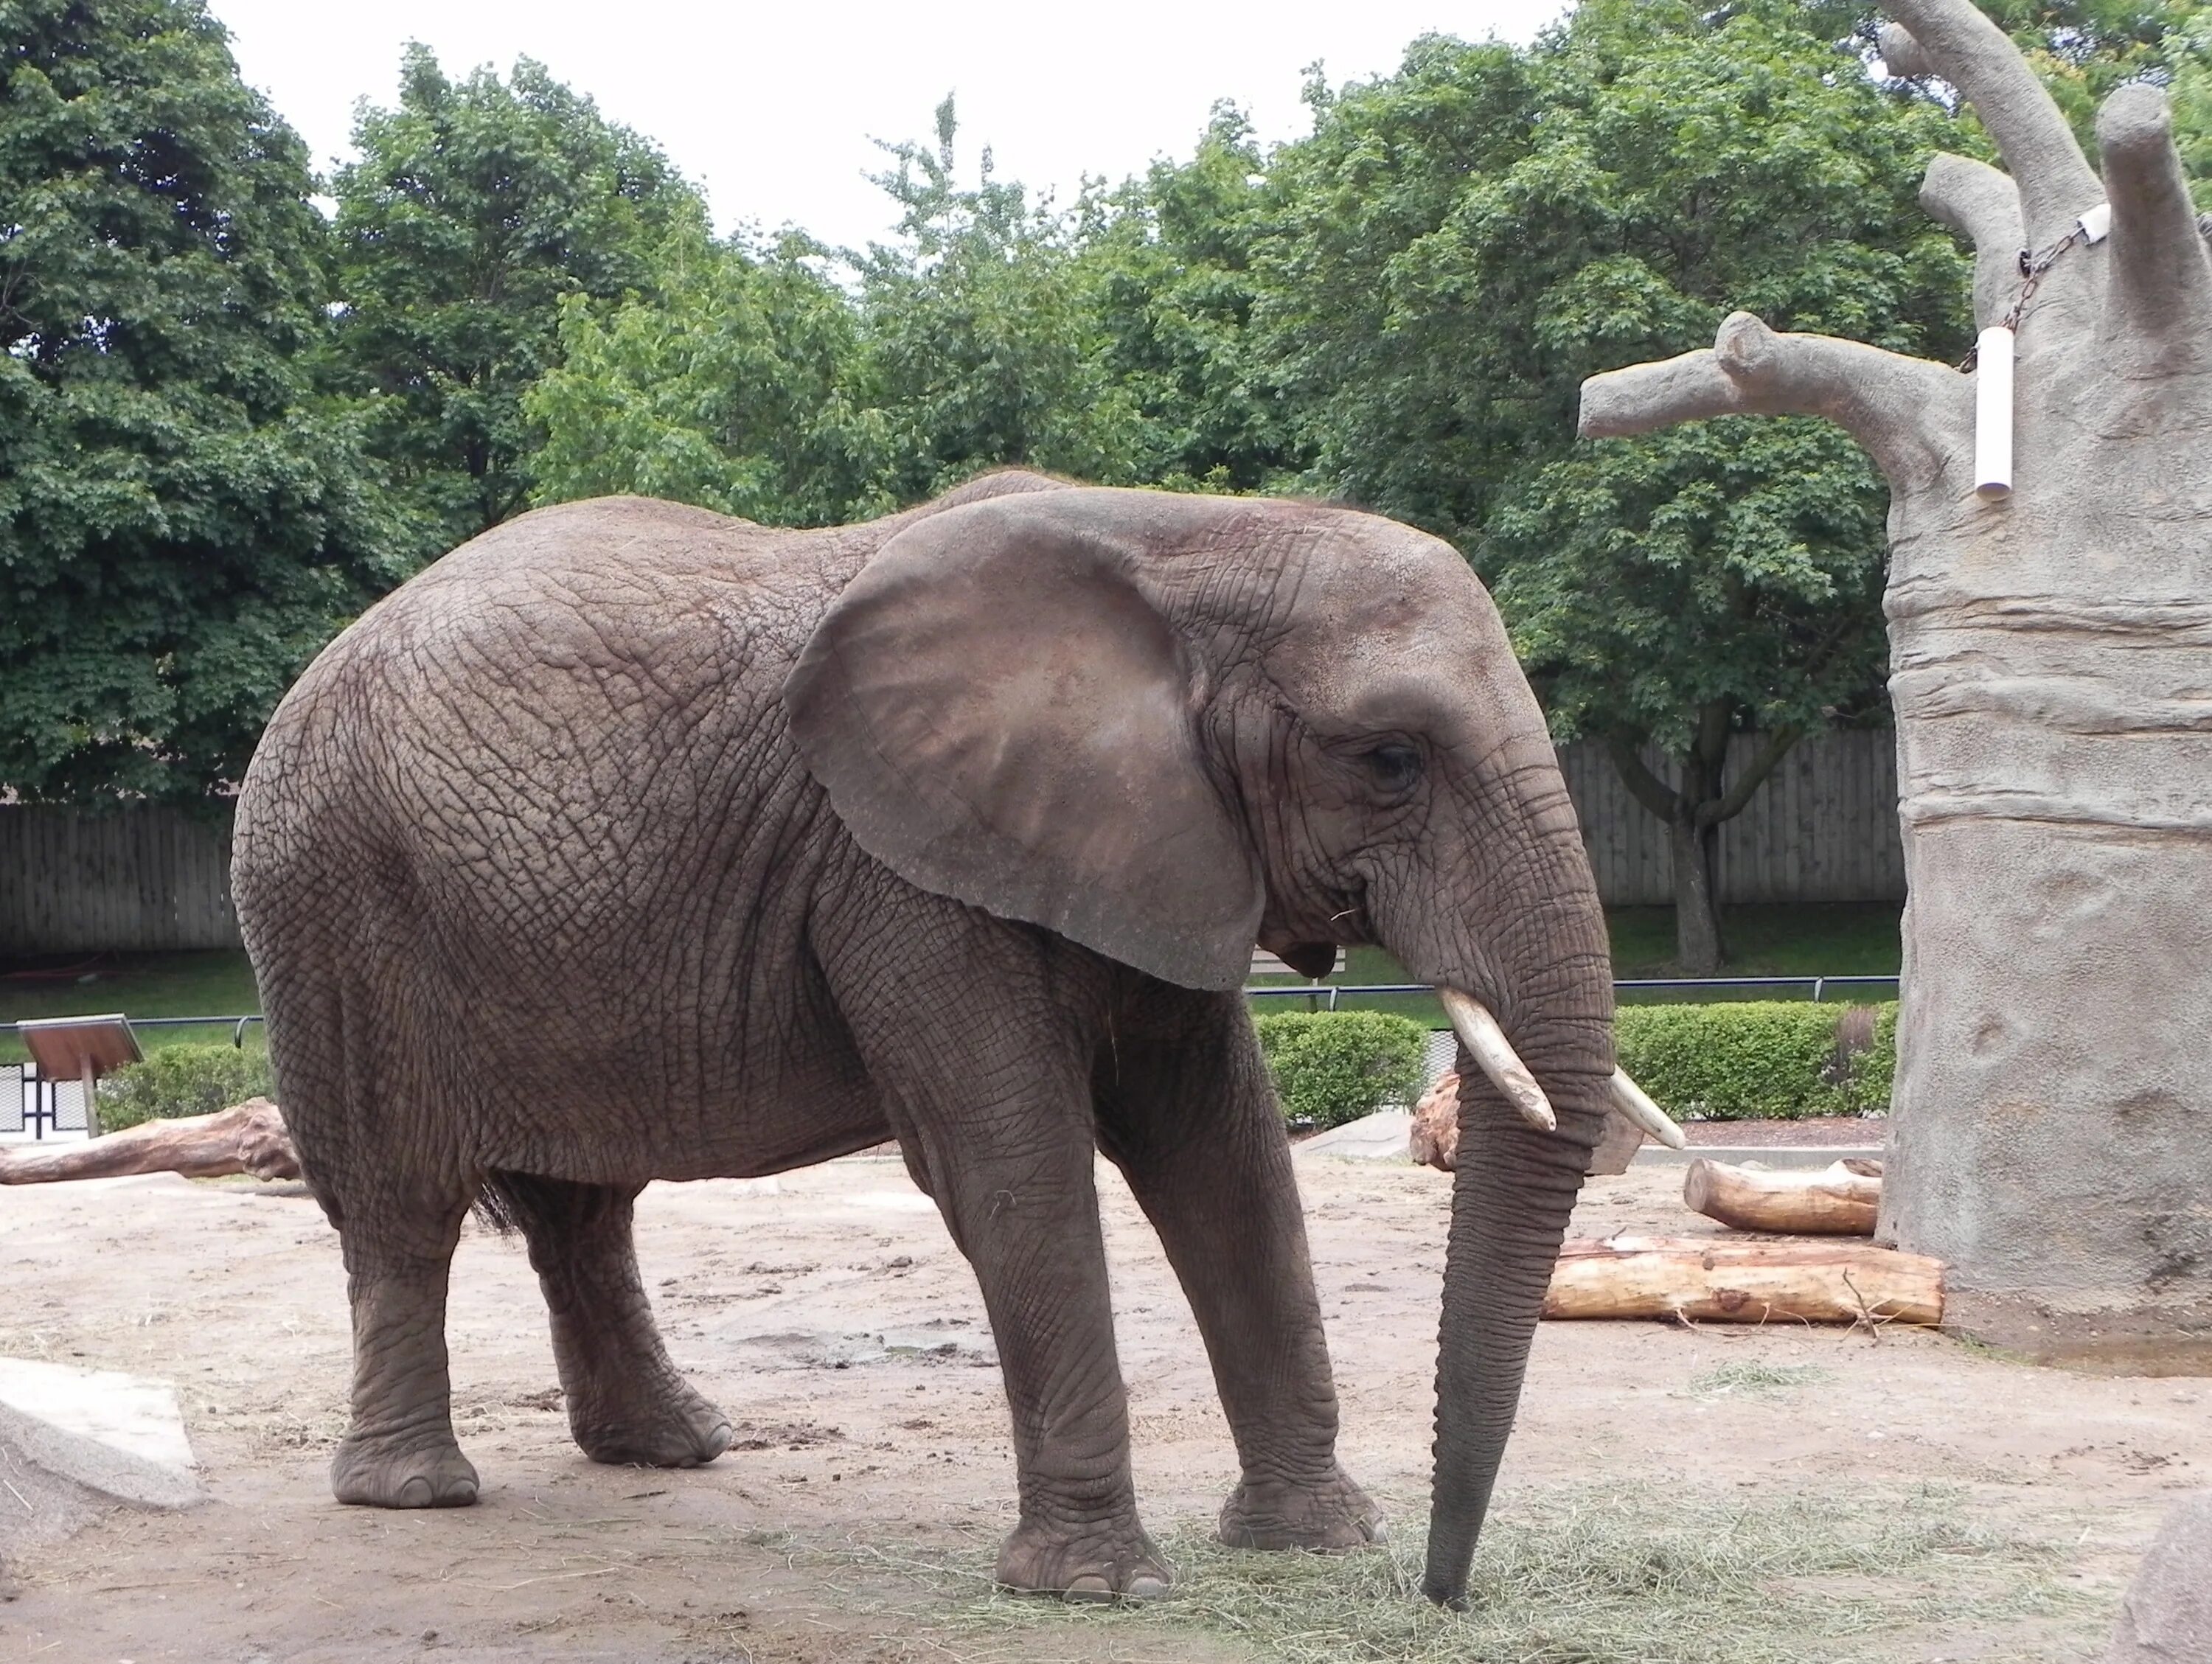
[1218,1466,1385,1551]
[570,1377,732,1469]
[996,1515,1173,1601]
[331,1428,479,1508]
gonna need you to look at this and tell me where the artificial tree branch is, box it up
[2096,83,2212,351]
[1920,153,2024,329]
[1579,313,1970,490]
[1877,1,2104,251]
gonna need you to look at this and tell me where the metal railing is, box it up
[1246,975,1899,1010]
[4,975,1901,1040]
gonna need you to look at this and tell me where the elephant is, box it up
[231,469,1670,1606]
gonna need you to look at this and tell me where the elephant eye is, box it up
[1362,742,1422,793]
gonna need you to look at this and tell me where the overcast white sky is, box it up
[204,1,1569,251]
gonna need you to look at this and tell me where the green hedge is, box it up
[1254,1010,1430,1130]
[1615,1001,1895,1121]
[96,1043,274,1133]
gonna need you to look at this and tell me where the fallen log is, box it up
[1542,1235,1943,1326]
[0,1098,300,1185]
[1683,1157,1883,1236]
[1409,1070,1648,1177]
[1408,1071,1458,1169]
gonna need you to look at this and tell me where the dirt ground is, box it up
[2,1146,2204,1663]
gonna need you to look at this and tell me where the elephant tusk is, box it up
[1609,1068,1688,1150]
[1436,989,1557,1134]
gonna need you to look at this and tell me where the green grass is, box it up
[1688,1360,1834,1397]
[1251,903,1902,1026]
[1609,902,1905,981]
[0,952,262,1062]
[813,1483,2097,1664]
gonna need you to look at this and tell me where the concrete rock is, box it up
[0,1359,203,1570]
[2106,1492,2212,1663]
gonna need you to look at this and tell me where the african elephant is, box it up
[232,470,1662,1606]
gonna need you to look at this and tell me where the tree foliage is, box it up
[15,0,2207,921]
[0,0,405,802]
[526,225,888,524]
[330,45,706,550]
[1260,0,1973,968]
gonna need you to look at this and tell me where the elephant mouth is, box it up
[1273,940,1341,979]
[1435,986,1686,1149]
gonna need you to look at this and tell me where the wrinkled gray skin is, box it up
[232,471,1613,1606]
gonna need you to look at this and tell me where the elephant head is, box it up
[786,478,1661,1605]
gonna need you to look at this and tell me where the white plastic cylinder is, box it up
[1975,324,2014,498]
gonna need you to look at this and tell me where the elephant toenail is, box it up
[1361,1517,1388,1544]
[1124,1573,1172,1601]
[1063,1575,1114,1603]
[701,1422,733,1459]
[440,1477,478,1507]
[397,1475,434,1508]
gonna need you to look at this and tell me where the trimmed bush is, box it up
[1615,1001,1896,1121]
[96,1043,274,1133]
[1253,1010,1430,1130]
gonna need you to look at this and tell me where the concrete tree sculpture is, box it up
[1580,0,2211,1359]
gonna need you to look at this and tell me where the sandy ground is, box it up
[2,1149,2205,1663]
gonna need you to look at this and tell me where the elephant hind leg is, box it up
[484,1171,731,1469]
[326,1180,481,1508]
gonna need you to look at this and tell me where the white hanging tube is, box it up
[1974,324,2014,499]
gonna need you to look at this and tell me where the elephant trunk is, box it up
[1413,804,1615,1606]
[1421,1056,1608,1604]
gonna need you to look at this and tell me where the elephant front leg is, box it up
[927,1121,1172,1601]
[330,1203,480,1508]
[1098,989,1382,1553]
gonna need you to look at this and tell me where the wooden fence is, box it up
[0,731,1904,953]
[0,805,237,953]
[1559,728,1905,906]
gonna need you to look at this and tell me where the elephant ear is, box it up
[785,493,1263,992]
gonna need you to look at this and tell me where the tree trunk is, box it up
[1607,720,1801,978]
[1669,815,1725,975]
[1580,0,2212,1362]
[0,1099,299,1184]
[1542,1235,1943,1325]
[1683,1158,1882,1236]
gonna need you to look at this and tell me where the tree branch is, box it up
[2096,83,2212,353]
[1877,2,2103,251]
[1697,725,1804,828]
[1604,738,1683,823]
[1920,153,2024,329]
[1578,313,1971,491]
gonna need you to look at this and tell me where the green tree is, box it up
[0,0,406,803]
[330,46,708,552]
[852,97,1148,498]
[1262,2,1972,971]
[1079,105,1306,491]
[526,225,891,525]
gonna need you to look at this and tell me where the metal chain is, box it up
[1958,225,2088,372]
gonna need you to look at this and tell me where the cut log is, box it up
[1683,1158,1883,1236]
[1408,1069,1646,1177]
[1409,1071,1459,1169]
[1542,1235,1944,1326]
[0,1098,299,1185]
